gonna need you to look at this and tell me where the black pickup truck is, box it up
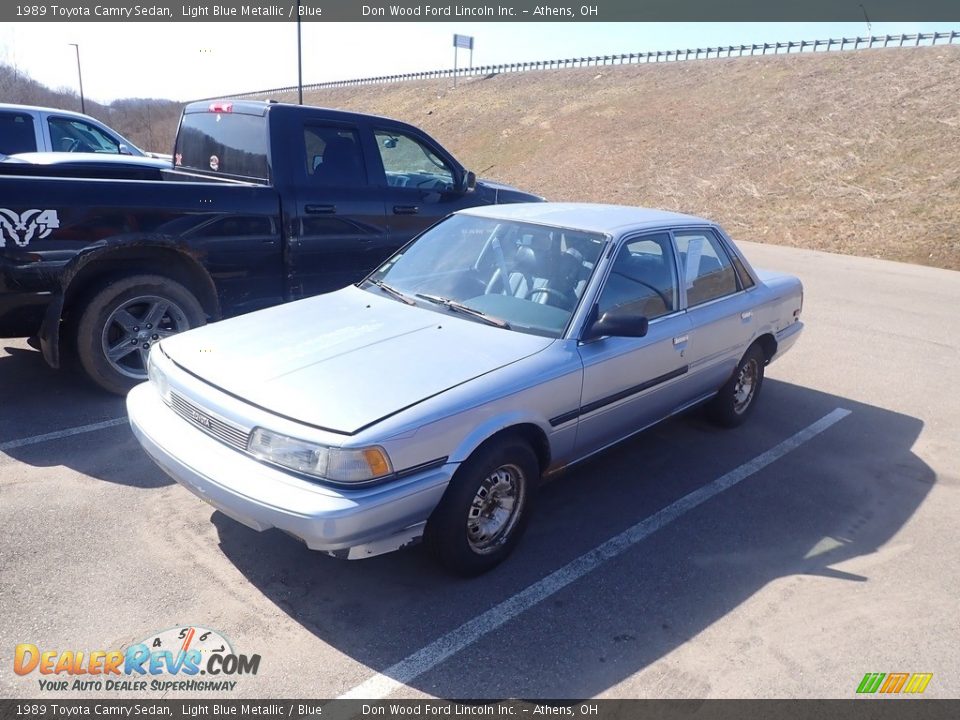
[0,100,540,393]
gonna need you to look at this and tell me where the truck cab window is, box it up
[374,130,454,192]
[304,126,366,186]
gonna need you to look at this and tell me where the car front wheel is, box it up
[426,437,539,576]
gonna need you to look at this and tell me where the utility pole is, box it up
[68,43,85,114]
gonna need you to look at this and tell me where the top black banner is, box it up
[6,0,960,22]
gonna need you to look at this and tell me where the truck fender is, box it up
[43,236,220,369]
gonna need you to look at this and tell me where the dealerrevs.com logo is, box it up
[14,626,260,692]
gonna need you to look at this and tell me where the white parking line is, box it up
[0,417,127,453]
[338,407,852,700]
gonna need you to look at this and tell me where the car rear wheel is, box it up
[426,437,538,576]
[76,275,205,395]
[708,343,766,428]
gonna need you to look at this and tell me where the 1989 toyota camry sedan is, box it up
[128,203,804,575]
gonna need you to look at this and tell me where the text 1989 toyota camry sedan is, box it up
[128,203,803,575]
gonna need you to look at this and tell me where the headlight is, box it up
[247,428,393,484]
[146,349,171,403]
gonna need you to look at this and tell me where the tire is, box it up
[426,437,539,576]
[75,274,206,395]
[707,343,766,428]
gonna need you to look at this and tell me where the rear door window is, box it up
[0,112,38,154]
[303,125,367,186]
[673,229,739,306]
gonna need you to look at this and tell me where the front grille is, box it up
[168,390,250,451]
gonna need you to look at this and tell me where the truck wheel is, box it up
[708,343,766,428]
[426,437,538,576]
[76,275,205,395]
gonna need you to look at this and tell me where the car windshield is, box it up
[364,214,607,338]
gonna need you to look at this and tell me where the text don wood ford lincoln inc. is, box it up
[13,627,260,692]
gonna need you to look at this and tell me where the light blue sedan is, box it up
[128,203,804,575]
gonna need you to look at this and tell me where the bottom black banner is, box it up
[1,700,958,720]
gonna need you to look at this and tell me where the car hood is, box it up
[160,286,554,435]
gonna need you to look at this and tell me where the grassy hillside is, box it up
[256,47,959,270]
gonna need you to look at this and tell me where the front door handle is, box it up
[741,310,753,320]
[305,204,336,214]
[393,205,420,215]
[673,335,689,346]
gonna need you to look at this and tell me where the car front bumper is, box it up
[127,383,456,559]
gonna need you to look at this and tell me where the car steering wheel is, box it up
[526,287,570,305]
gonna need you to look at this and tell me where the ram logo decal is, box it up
[0,208,60,248]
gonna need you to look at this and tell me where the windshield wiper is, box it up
[366,279,415,305]
[415,294,511,329]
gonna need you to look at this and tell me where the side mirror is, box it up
[460,170,477,193]
[118,144,131,155]
[584,312,649,341]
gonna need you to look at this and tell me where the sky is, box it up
[1,21,955,104]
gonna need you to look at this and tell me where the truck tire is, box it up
[425,436,538,576]
[75,275,206,395]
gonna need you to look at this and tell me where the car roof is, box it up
[456,203,713,235]
[0,102,95,119]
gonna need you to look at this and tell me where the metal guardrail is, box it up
[196,31,960,102]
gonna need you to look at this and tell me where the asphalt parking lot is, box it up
[1,241,958,700]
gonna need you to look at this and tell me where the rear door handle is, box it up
[741,311,753,320]
[305,204,336,214]
[393,205,420,215]
[673,335,689,346]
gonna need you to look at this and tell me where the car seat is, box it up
[313,136,364,186]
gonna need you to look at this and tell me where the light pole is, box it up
[68,43,85,114]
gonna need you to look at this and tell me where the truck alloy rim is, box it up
[733,358,759,414]
[466,463,526,554]
[101,295,189,379]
